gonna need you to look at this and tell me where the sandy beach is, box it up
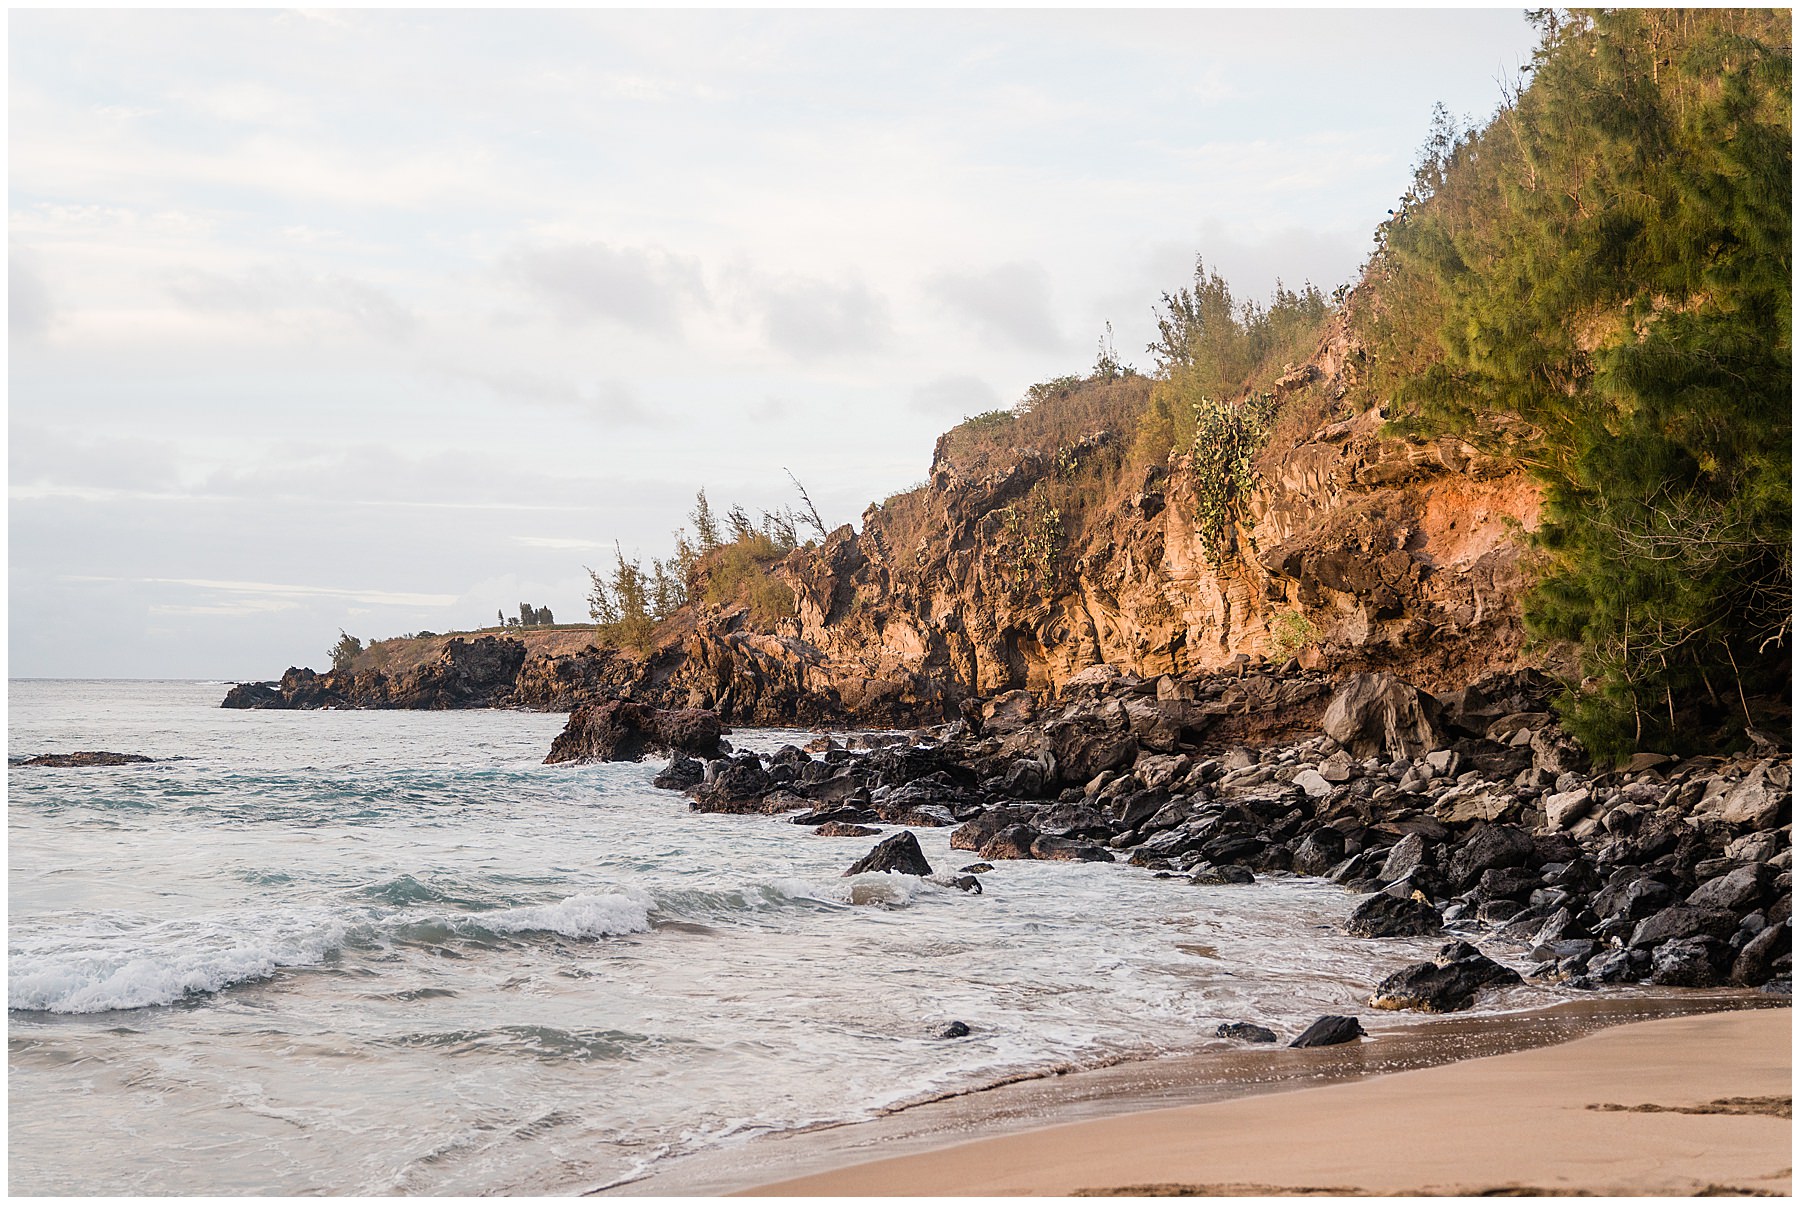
[745,1006,1792,1197]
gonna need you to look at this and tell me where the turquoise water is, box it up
[8,679,1547,1194]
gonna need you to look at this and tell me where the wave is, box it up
[471,892,654,940]
[8,869,959,1016]
[9,914,352,1015]
[8,890,654,1015]
[387,1024,667,1063]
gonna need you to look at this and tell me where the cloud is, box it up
[150,597,302,617]
[749,395,789,420]
[451,366,652,425]
[164,266,414,340]
[502,240,707,332]
[64,574,461,608]
[516,535,611,551]
[925,261,1067,353]
[760,275,889,357]
[172,81,314,130]
[910,374,1001,417]
[10,248,54,338]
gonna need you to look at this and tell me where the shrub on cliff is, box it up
[1133,261,1329,466]
[329,630,362,672]
[1362,9,1791,759]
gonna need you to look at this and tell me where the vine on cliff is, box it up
[995,484,1064,598]
[1190,391,1279,565]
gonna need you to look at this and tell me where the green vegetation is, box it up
[1267,609,1320,660]
[1359,9,1790,759]
[587,484,811,651]
[933,375,1149,475]
[1190,391,1281,563]
[1133,261,1329,465]
[996,487,1064,594]
[329,630,362,672]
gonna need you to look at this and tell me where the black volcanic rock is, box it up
[17,751,155,768]
[844,831,934,877]
[220,681,281,708]
[545,700,728,764]
[1344,891,1443,938]
[1290,1015,1365,1048]
[1369,940,1522,1012]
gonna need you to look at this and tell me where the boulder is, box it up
[981,691,1038,735]
[1216,1022,1278,1043]
[815,822,880,837]
[1445,824,1536,891]
[1592,873,1675,923]
[1321,673,1446,760]
[978,824,1042,861]
[1030,834,1115,863]
[545,700,728,764]
[1543,788,1594,831]
[1369,940,1523,1012]
[1379,833,1432,884]
[1648,936,1728,987]
[687,757,775,812]
[1043,698,1138,783]
[1476,866,1541,901]
[1289,1015,1365,1048]
[844,831,934,877]
[1687,864,1774,913]
[1628,905,1739,950]
[652,755,705,791]
[1189,865,1255,885]
[1732,921,1791,986]
[1293,768,1335,798]
[1344,892,1443,938]
[948,808,1035,852]
[1291,827,1348,876]
[1720,762,1789,829]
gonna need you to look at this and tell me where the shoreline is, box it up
[599,993,1788,1196]
[737,1003,1792,1197]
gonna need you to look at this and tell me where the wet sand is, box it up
[742,1004,1791,1197]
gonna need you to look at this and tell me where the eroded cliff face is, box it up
[227,317,1547,726]
[758,314,1543,720]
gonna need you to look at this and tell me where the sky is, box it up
[9,8,1544,680]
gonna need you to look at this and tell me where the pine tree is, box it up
[1366,9,1791,759]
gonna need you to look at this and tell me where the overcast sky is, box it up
[10,8,1542,680]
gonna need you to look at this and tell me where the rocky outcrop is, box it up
[543,700,728,764]
[618,662,1790,996]
[748,312,1543,722]
[223,636,528,710]
[15,751,156,767]
[227,314,1547,730]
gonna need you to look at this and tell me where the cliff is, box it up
[772,310,1542,715]
[228,309,1550,724]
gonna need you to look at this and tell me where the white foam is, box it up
[9,916,349,1014]
[476,891,654,940]
[768,872,924,908]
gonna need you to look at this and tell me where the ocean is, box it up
[9,678,1554,1194]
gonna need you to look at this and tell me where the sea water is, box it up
[9,679,1555,1194]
